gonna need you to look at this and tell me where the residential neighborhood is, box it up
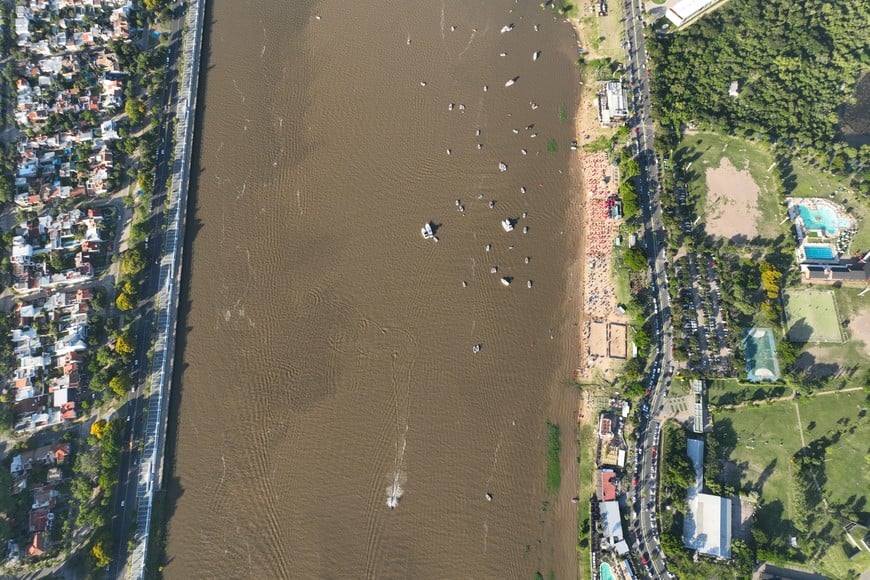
[0,0,173,574]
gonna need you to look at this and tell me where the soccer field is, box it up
[785,290,844,343]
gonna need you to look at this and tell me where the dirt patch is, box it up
[704,157,761,240]
[608,322,627,359]
[850,308,870,356]
[589,320,608,357]
[732,496,756,541]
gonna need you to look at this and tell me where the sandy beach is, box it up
[567,14,629,383]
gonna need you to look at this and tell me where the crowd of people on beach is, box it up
[578,152,621,378]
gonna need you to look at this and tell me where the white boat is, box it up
[527,280,533,289]
[500,24,514,33]
[520,186,527,193]
[524,256,530,264]
[505,78,517,87]
[502,219,515,232]
[523,226,529,234]
[449,103,454,111]
[500,277,511,287]
[490,266,498,274]
[472,344,481,353]
[533,51,541,61]
[498,162,507,172]
[421,222,437,240]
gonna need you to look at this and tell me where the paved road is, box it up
[620,0,674,577]
[108,3,186,577]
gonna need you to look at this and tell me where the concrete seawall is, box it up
[127,0,205,577]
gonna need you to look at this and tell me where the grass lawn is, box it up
[575,2,625,63]
[677,132,785,240]
[706,378,788,406]
[713,391,870,578]
[790,286,870,382]
[576,421,595,580]
[784,289,844,343]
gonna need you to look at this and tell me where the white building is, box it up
[666,0,715,27]
[600,500,630,555]
[684,438,732,559]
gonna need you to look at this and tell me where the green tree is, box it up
[125,98,146,126]
[623,247,648,271]
[109,374,132,397]
[115,292,135,311]
[120,249,146,276]
[115,332,135,357]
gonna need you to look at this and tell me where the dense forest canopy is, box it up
[649,0,869,186]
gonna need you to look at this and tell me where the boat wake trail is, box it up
[387,426,408,509]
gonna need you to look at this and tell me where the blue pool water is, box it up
[797,204,849,235]
[804,245,835,260]
[600,563,614,580]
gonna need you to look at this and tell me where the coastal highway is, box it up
[109,3,187,576]
[622,0,674,577]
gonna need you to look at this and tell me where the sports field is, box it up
[713,391,870,578]
[675,132,783,240]
[785,289,844,343]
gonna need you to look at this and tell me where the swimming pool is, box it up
[804,245,836,261]
[600,562,614,580]
[797,203,850,235]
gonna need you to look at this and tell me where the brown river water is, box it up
[164,0,583,577]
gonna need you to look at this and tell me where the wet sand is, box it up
[164,0,582,577]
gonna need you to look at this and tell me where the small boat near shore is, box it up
[502,218,515,232]
[498,161,508,172]
[501,277,512,287]
[472,344,482,353]
[533,51,541,61]
[500,23,514,33]
[505,77,518,87]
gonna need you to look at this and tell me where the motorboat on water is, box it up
[524,256,530,264]
[500,23,514,33]
[498,162,508,172]
[501,277,512,287]
[490,266,498,274]
[520,186,527,193]
[449,103,454,111]
[533,51,541,61]
[505,77,517,87]
[502,218,515,232]
[421,222,438,241]
[523,225,529,234]
[472,344,482,353]
[527,280,533,289]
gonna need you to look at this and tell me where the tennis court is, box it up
[743,327,781,382]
